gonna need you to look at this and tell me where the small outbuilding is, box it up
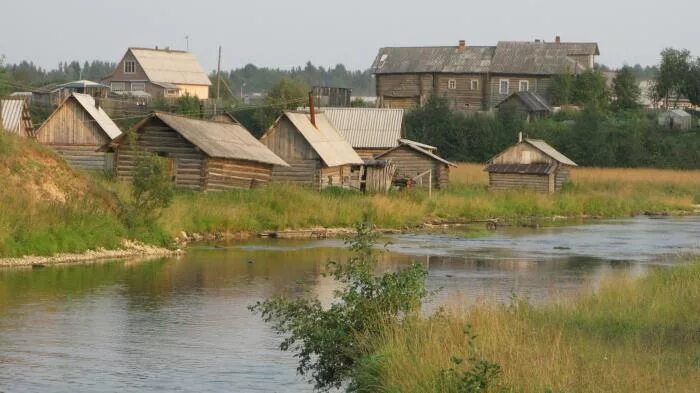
[485,138,577,193]
[497,91,552,122]
[35,93,122,171]
[658,109,692,131]
[323,107,405,159]
[374,139,455,189]
[112,112,288,191]
[1,98,34,137]
[260,110,364,189]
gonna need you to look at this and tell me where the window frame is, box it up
[447,79,457,90]
[111,82,125,92]
[124,60,136,74]
[131,82,146,92]
[470,79,479,90]
[519,80,530,92]
[499,79,509,95]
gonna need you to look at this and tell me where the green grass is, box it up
[354,261,700,392]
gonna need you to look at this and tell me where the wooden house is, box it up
[374,139,455,189]
[35,93,122,171]
[260,110,364,189]
[658,109,692,131]
[485,138,577,193]
[0,98,33,137]
[112,112,288,191]
[323,107,404,159]
[497,91,552,122]
[101,47,211,99]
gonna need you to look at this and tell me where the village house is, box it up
[323,107,405,159]
[371,37,599,112]
[374,139,455,189]
[35,93,121,171]
[0,97,34,137]
[112,112,287,191]
[260,110,364,189]
[101,47,211,99]
[496,91,553,122]
[485,136,577,193]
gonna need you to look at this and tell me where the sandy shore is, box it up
[0,240,183,268]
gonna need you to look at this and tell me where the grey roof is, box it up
[486,163,556,175]
[129,48,212,86]
[497,91,552,112]
[397,138,436,151]
[71,93,123,140]
[524,139,577,166]
[663,109,692,118]
[57,80,109,89]
[553,42,600,56]
[371,46,495,74]
[151,112,288,166]
[491,42,585,75]
[323,107,404,149]
[376,139,456,167]
[1,98,32,136]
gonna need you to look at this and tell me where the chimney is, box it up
[518,132,523,143]
[458,40,466,51]
[555,35,561,44]
[308,92,316,128]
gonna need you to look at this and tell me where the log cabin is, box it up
[35,93,122,171]
[374,139,455,189]
[0,97,33,137]
[260,110,364,189]
[112,112,288,191]
[323,107,404,159]
[485,137,577,193]
[496,91,552,122]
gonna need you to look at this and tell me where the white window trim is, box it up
[111,82,125,92]
[499,79,509,95]
[124,60,136,74]
[519,80,530,92]
[131,82,146,92]
[471,79,479,90]
[447,79,457,90]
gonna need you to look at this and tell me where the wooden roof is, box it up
[487,139,577,167]
[371,46,494,74]
[128,48,211,86]
[0,98,33,136]
[491,42,584,75]
[37,93,122,141]
[323,107,404,149]
[376,139,456,167]
[497,91,552,112]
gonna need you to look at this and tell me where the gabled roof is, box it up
[371,46,495,74]
[1,98,33,136]
[136,112,288,166]
[487,138,577,167]
[552,42,599,56]
[128,48,211,86]
[491,42,585,75]
[323,107,404,149]
[37,93,121,141]
[376,139,456,167]
[268,111,364,167]
[57,80,109,89]
[497,91,552,112]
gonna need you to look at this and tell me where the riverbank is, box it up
[354,259,700,393]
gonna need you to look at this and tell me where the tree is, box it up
[684,58,700,106]
[121,152,174,231]
[239,77,308,136]
[612,66,641,110]
[571,69,609,110]
[548,73,574,106]
[655,48,691,107]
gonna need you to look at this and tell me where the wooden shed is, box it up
[35,93,122,172]
[658,109,692,131]
[112,112,288,191]
[374,139,455,189]
[485,138,577,193]
[260,110,364,189]
[496,91,552,122]
[0,98,33,137]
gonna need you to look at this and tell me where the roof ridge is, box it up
[129,47,190,53]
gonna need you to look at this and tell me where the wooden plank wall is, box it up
[488,75,551,110]
[356,148,389,160]
[262,117,322,188]
[320,165,352,189]
[554,166,570,191]
[205,158,273,191]
[489,173,551,193]
[115,118,206,190]
[381,146,449,188]
[435,73,487,111]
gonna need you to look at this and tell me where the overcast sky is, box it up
[2,0,698,72]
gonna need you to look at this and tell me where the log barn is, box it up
[485,138,577,193]
[374,139,455,189]
[323,107,404,159]
[260,110,364,189]
[496,91,552,122]
[35,93,122,171]
[0,98,34,137]
[112,112,288,191]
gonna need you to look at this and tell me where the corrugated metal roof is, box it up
[1,98,32,136]
[280,111,364,167]
[376,139,456,167]
[71,93,123,140]
[57,80,109,89]
[491,42,585,75]
[322,107,404,149]
[130,48,211,86]
[524,139,578,166]
[485,163,556,174]
[371,46,495,74]
[153,113,288,166]
[498,91,552,112]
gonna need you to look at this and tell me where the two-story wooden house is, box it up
[101,47,211,99]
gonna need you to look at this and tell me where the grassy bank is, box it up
[355,261,700,392]
[159,164,700,236]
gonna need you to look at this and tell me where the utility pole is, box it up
[185,35,190,50]
[216,45,222,116]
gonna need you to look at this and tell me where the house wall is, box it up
[176,84,209,99]
[375,73,430,109]
[205,158,274,191]
[115,117,206,190]
[35,97,111,171]
[434,73,488,111]
[554,166,571,191]
[380,146,449,188]
[356,148,390,160]
[488,75,552,109]
[488,172,551,193]
[261,117,322,188]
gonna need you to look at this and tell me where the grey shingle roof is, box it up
[371,46,495,74]
[491,42,584,75]
[497,91,552,112]
[323,107,403,149]
[376,139,456,167]
[524,139,577,166]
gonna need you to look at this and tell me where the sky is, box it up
[2,0,699,72]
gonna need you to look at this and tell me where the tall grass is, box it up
[356,261,700,392]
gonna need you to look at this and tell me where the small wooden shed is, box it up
[0,98,34,137]
[112,112,288,191]
[260,110,364,189]
[374,139,455,189]
[485,138,577,193]
[35,93,122,171]
[658,109,692,131]
[497,91,552,122]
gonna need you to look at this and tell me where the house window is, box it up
[111,82,125,92]
[471,79,479,90]
[131,82,145,92]
[448,79,457,90]
[519,80,530,92]
[165,89,179,97]
[124,60,135,73]
[499,80,509,95]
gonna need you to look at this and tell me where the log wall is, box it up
[489,172,551,193]
[205,158,273,191]
[380,146,449,188]
[261,117,322,188]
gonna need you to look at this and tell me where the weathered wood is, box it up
[378,146,449,189]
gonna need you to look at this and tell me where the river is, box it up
[0,216,698,392]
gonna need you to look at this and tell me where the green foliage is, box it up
[612,66,641,110]
[572,69,609,110]
[250,220,429,391]
[236,77,309,136]
[151,94,202,117]
[548,73,574,106]
[685,59,700,107]
[655,48,692,106]
[350,98,369,108]
[121,152,174,235]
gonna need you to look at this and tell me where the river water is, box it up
[0,216,698,392]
